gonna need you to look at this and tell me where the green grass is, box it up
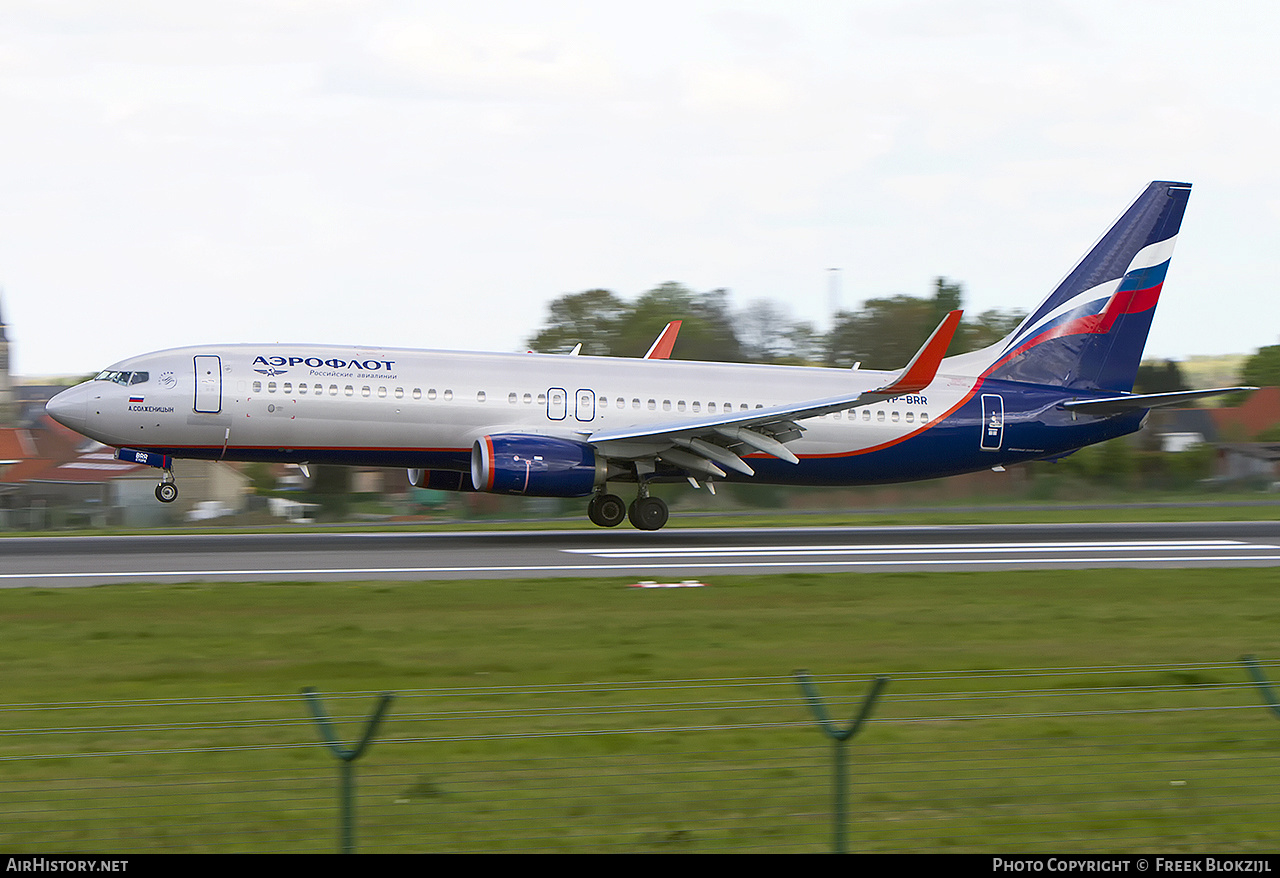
[2,569,1279,852]
[7,490,1280,537]
[3,570,1276,693]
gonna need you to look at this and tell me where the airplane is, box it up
[46,181,1251,530]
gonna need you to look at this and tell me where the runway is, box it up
[2,521,1279,587]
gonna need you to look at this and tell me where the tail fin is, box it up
[956,181,1191,392]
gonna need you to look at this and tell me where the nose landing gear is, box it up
[114,448,179,504]
[154,469,178,503]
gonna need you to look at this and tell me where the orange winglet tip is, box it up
[644,321,682,359]
[875,310,962,396]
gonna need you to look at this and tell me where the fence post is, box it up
[1240,655,1280,720]
[793,671,889,854]
[302,687,395,854]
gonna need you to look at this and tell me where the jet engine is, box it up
[406,469,477,492]
[471,435,605,497]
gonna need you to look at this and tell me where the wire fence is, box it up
[1,660,1278,853]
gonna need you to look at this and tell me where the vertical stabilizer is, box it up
[950,181,1191,392]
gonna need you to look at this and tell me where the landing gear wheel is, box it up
[155,482,178,503]
[628,496,669,531]
[587,493,627,528]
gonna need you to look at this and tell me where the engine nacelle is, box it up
[407,469,477,492]
[471,435,605,497]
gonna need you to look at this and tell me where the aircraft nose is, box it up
[46,384,90,433]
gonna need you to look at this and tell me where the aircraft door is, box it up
[547,387,567,421]
[980,393,1004,451]
[575,389,595,422]
[194,355,222,414]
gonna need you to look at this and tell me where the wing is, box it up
[585,311,962,480]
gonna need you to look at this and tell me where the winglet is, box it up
[644,321,682,359]
[873,310,962,396]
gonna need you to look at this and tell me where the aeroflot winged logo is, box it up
[251,354,398,377]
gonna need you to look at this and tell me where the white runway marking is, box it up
[565,539,1275,558]
[3,536,1278,585]
[6,556,1280,583]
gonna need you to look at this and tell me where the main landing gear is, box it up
[586,492,627,527]
[587,487,669,531]
[155,468,178,503]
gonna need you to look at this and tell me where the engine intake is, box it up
[471,435,604,497]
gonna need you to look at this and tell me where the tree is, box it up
[629,283,745,362]
[735,300,821,364]
[1134,360,1189,394]
[958,308,1025,352]
[825,294,937,370]
[825,277,1024,368]
[527,283,747,362]
[1241,344,1280,388]
[525,289,629,356]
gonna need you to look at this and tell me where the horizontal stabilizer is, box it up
[1060,386,1256,415]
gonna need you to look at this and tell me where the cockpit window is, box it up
[94,370,149,386]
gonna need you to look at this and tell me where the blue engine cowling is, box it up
[471,435,604,497]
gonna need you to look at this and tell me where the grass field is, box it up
[2,568,1279,852]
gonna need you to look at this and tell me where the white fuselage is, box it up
[50,343,972,476]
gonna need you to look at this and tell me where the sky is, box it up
[1,0,1278,376]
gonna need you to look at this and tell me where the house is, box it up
[1212,387,1280,441]
[1,415,250,527]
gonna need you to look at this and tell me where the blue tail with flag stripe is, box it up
[970,181,1191,393]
